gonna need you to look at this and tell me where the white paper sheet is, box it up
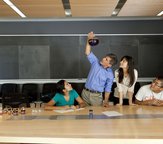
[54,108,85,113]
[102,111,123,117]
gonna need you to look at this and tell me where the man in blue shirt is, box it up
[81,31,117,107]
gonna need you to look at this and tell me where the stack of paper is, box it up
[54,108,84,113]
[102,111,123,117]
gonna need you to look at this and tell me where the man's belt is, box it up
[84,88,101,94]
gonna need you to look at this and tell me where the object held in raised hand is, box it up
[88,38,99,46]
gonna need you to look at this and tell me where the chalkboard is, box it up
[0,18,163,35]
[0,35,162,79]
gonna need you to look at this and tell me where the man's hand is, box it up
[88,31,95,40]
[103,101,109,107]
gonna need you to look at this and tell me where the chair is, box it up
[1,83,29,108]
[22,83,38,103]
[40,83,57,103]
[109,82,117,102]
[133,82,141,102]
[71,83,85,96]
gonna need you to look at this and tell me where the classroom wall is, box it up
[0,18,162,79]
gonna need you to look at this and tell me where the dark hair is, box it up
[157,76,163,88]
[118,56,135,87]
[56,80,65,95]
[106,53,118,66]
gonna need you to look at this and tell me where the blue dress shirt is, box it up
[85,52,114,93]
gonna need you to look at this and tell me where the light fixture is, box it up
[65,9,72,16]
[62,0,72,17]
[112,10,118,16]
[3,0,26,18]
[111,0,127,16]
[157,11,163,16]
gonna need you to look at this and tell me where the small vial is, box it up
[12,108,19,116]
[89,109,93,119]
[20,107,26,115]
[3,108,8,114]
[7,108,12,115]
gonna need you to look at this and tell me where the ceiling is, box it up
[0,0,163,19]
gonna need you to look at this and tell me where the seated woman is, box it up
[45,80,85,110]
[114,56,138,105]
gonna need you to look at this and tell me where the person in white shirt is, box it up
[114,56,138,105]
[135,76,163,106]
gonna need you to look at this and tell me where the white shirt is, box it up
[135,84,163,101]
[114,69,138,99]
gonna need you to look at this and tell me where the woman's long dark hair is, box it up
[118,56,135,87]
[56,80,65,94]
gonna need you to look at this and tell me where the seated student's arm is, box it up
[135,99,154,105]
[75,96,86,108]
[151,99,163,106]
[44,100,70,110]
[135,85,154,106]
